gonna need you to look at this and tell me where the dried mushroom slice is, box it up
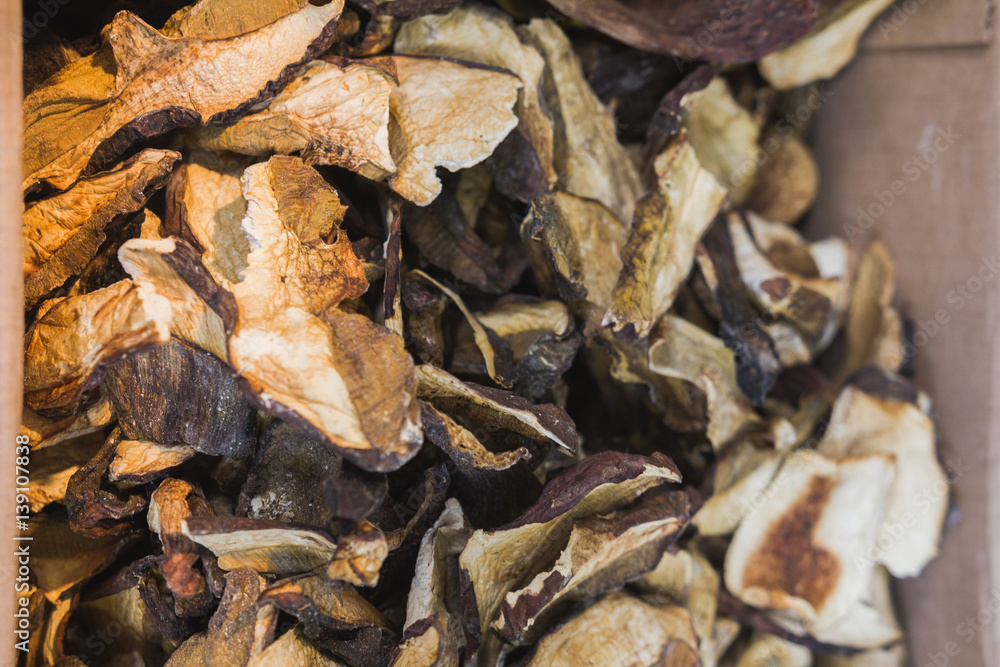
[605,132,727,338]
[416,364,577,453]
[735,632,812,667]
[238,421,343,529]
[746,132,819,224]
[521,19,642,225]
[459,451,680,662]
[20,395,113,451]
[394,4,556,201]
[817,372,946,577]
[390,612,459,667]
[65,428,150,536]
[814,644,905,667]
[193,58,396,179]
[23,148,179,309]
[103,337,258,459]
[546,0,817,62]
[405,499,471,628]
[226,157,421,472]
[22,0,346,192]
[724,450,896,642]
[693,437,784,536]
[524,592,700,667]
[118,236,233,360]
[164,569,275,667]
[495,489,689,645]
[325,520,391,587]
[759,0,896,89]
[26,433,104,511]
[108,439,198,484]
[259,575,391,638]
[420,402,530,472]
[24,280,171,417]
[648,315,761,449]
[385,55,521,205]
[245,626,342,667]
[522,191,629,309]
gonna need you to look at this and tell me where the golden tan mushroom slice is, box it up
[522,191,629,310]
[495,489,689,645]
[648,315,761,450]
[22,0,345,192]
[394,4,556,200]
[746,132,819,225]
[459,451,680,665]
[818,370,946,578]
[525,593,700,667]
[23,148,180,309]
[693,437,784,536]
[760,0,897,89]
[260,574,393,639]
[735,632,812,667]
[724,450,896,642]
[521,19,642,225]
[193,59,396,179]
[605,132,727,338]
[20,395,113,451]
[24,280,172,417]
[384,55,520,205]
[246,626,345,667]
[26,433,104,511]
[108,439,198,484]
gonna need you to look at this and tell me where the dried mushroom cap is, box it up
[724,450,896,642]
[525,593,700,667]
[495,489,690,644]
[103,337,258,459]
[108,439,198,483]
[546,0,817,62]
[20,395,112,451]
[416,364,577,452]
[746,132,819,224]
[22,0,345,192]
[164,569,274,667]
[23,148,179,309]
[648,315,761,449]
[245,625,343,667]
[385,55,521,205]
[605,133,727,338]
[818,374,946,577]
[735,632,812,667]
[759,0,895,89]
[193,59,397,179]
[521,19,642,225]
[394,4,556,199]
[459,451,680,663]
[522,191,629,308]
[24,280,171,417]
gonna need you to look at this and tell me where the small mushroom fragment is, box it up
[735,632,812,667]
[384,55,521,205]
[759,0,897,89]
[26,433,104,511]
[495,488,690,645]
[524,592,700,667]
[521,19,642,225]
[394,3,556,201]
[604,132,727,338]
[108,439,198,484]
[325,520,391,587]
[724,449,896,645]
[22,0,346,192]
[103,338,257,459]
[24,280,171,417]
[20,395,113,451]
[818,370,946,577]
[746,132,819,224]
[648,315,761,449]
[64,428,149,536]
[245,626,343,667]
[23,149,180,309]
[193,58,396,179]
[165,569,275,667]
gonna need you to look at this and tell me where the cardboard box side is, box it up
[807,41,1000,667]
[1,0,23,664]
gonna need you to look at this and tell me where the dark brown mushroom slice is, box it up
[324,464,389,534]
[64,428,149,537]
[22,0,346,193]
[23,148,180,310]
[238,422,344,530]
[164,569,275,667]
[546,0,818,63]
[494,488,690,645]
[102,337,258,459]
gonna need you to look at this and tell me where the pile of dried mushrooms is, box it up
[20,0,946,665]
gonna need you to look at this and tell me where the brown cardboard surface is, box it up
[1,0,22,665]
[862,0,993,51]
[808,34,1000,667]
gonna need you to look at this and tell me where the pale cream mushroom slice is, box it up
[734,632,812,667]
[746,132,819,225]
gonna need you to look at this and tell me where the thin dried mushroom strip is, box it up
[22,0,346,192]
[259,574,392,637]
[524,592,700,667]
[420,401,530,471]
[108,439,198,484]
[193,58,397,179]
[23,148,180,309]
[20,395,113,451]
[24,279,171,417]
[384,55,521,205]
